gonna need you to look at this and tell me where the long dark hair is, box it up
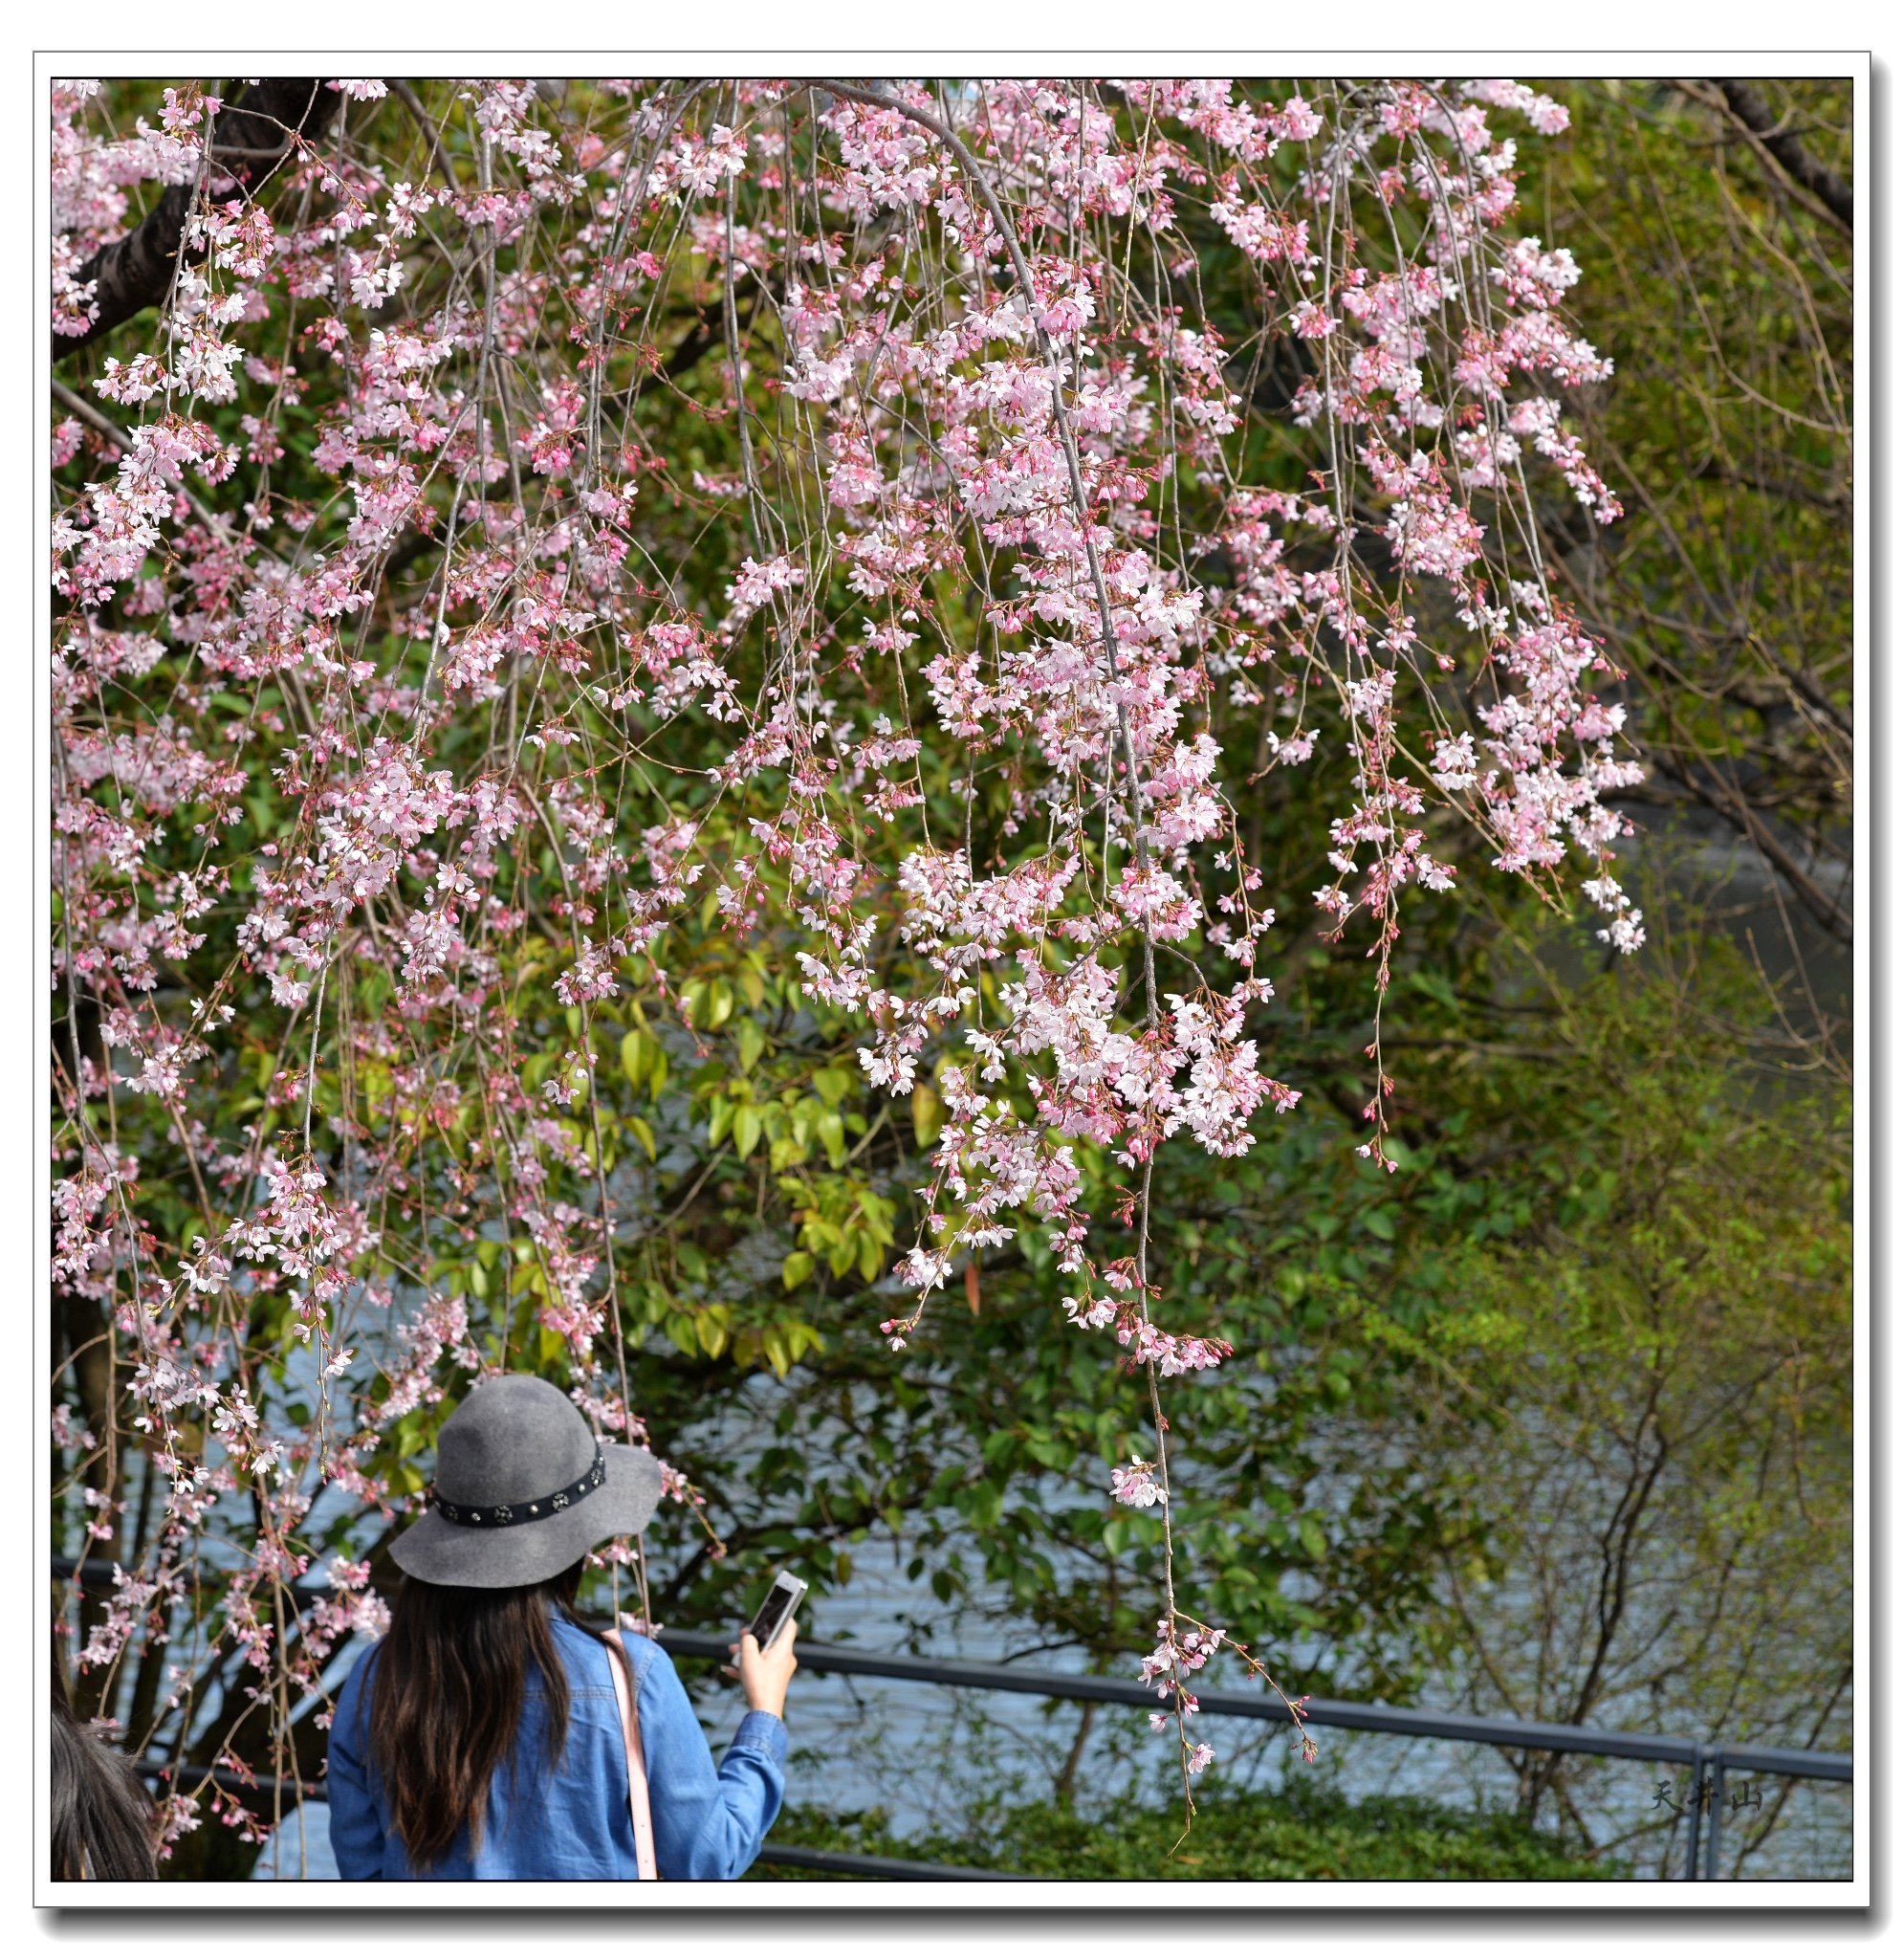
[51,1648,159,1881]
[366,1558,604,1870]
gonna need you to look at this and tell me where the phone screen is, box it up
[749,1576,799,1647]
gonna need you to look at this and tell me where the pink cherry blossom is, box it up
[50,78,1639,1810]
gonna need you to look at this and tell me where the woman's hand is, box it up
[725,1622,799,1720]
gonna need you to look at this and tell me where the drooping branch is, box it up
[812,80,1161,1021]
[52,77,341,362]
[387,78,457,192]
[811,77,1201,1805]
[47,77,1638,1825]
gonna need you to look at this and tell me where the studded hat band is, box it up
[432,1446,606,1528]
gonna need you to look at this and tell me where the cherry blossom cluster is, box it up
[50,77,1636,1815]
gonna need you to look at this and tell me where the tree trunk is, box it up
[53,78,343,362]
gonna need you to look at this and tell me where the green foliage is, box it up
[755,1781,1626,1882]
[1526,79,1851,857]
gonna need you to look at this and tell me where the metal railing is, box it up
[55,1556,1851,1881]
[654,1630,1850,1882]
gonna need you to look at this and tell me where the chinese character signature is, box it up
[1652,1777,1762,1816]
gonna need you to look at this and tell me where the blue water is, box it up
[251,1808,339,1881]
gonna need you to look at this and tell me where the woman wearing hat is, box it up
[326,1374,797,1880]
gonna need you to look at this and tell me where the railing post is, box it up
[1684,1743,1706,1881]
[1705,1753,1725,1880]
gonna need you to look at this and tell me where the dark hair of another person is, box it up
[366,1557,607,1870]
[51,1650,159,1881]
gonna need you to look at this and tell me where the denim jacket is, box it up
[326,1617,786,1880]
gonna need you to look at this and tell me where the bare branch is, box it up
[1706,78,1853,233]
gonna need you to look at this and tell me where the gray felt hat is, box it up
[390,1374,664,1590]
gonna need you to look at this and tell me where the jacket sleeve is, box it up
[325,1651,388,1880]
[625,1635,786,1882]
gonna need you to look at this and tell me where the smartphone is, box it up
[746,1570,807,1651]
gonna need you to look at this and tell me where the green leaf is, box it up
[735,1018,766,1073]
[781,1250,815,1290]
[622,1028,653,1092]
[1409,968,1461,1011]
[980,1429,1018,1467]
[963,1481,1004,1529]
[733,1104,762,1160]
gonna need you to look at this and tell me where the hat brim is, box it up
[389,1443,665,1590]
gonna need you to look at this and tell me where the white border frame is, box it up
[26,37,1872,1925]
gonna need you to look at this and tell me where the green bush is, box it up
[753,1780,1626,1882]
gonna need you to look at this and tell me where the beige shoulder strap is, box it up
[605,1636,659,1881]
